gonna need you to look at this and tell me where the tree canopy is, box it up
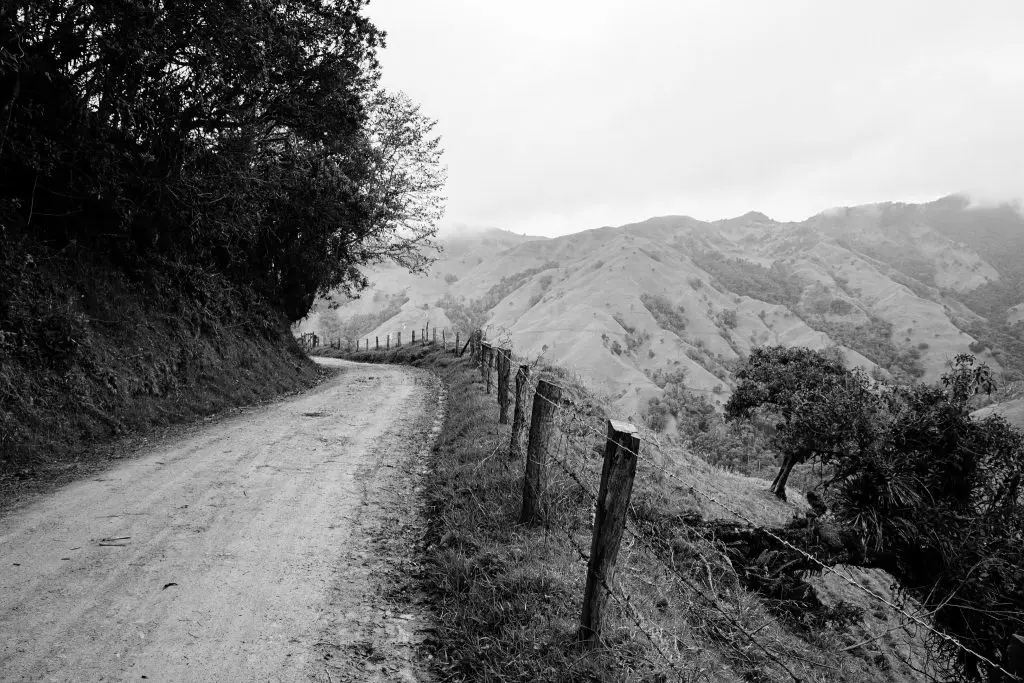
[1,1,444,322]
[725,345,856,499]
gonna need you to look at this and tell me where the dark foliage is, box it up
[724,346,852,499]
[728,347,1024,681]
[1,2,442,323]
[690,251,804,307]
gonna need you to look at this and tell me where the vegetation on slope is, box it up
[436,263,559,334]
[727,347,1024,681]
[690,251,803,307]
[1,3,444,476]
[321,343,935,682]
[0,243,323,486]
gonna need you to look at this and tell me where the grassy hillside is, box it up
[0,242,322,502]
[302,196,1024,434]
[320,343,936,682]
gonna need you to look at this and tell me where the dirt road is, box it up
[0,358,441,682]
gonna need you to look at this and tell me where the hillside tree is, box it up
[724,346,858,499]
[724,349,1024,680]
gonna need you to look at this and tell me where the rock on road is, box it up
[0,359,441,682]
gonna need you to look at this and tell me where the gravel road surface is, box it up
[0,358,441,682]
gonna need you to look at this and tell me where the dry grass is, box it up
[319,343,936,682]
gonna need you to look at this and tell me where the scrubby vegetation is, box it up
[438,264,558,334]
[0,245,324,480]
[643,367,718,434]
[639,293,687,337]
[726,346,1024,681]
[691,252,804,306]
[814,317,926,379]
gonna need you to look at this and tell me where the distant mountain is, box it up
[299,196,1024,425]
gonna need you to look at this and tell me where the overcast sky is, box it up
[366,1,1024,237]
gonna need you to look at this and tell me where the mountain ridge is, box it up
[300,194,1024,427]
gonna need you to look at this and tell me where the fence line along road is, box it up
[324,326,1024,682]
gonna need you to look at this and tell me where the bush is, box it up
[720,309,738,329]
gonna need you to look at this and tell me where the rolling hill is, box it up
[298,195,1024,425]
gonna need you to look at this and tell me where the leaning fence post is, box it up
[497,347,512,424]
[578,420,640,648]
[510,364,531,458]
[519,379,562,525]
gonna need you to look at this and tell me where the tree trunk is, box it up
[770,453,798,500]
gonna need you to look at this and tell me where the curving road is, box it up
[0,358,440,682]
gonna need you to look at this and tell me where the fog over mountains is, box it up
[300,194,1024,422]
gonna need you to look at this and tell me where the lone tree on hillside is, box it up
[723,349,1024,680]
[724,346,860,499]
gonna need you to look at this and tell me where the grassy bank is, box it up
[1,244,322,501]
[317,344,934,682]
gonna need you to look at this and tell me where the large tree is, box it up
[1,1,444,322]
[724,345,862,499]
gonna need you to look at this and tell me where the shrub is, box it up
[720,309,738,329]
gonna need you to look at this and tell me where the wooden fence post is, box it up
[356,338,360,351]
[398,331,402,347]
[387,334,390,350]
[1009,634,1024,677]
[412,330,416,344]
[433,328,437,344]
[480,342,491,391]
[497,347,512,424]
[442,329,446,348]
[484,344,494,394]
[365,338,368,351]
[376,336,379,350]
[510,364,531,458]
[578,420,640,648]
[519,379,562,525]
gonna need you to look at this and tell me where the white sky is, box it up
[366,0,1024,237]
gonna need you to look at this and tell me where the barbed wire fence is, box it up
[326,326,1024,682]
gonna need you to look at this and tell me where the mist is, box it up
[369,0,1024,237]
